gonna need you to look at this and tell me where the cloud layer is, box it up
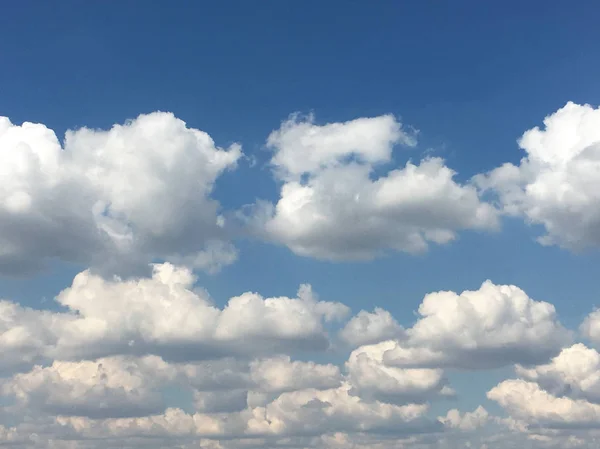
[3,102,600,448]
[0,263,594,448]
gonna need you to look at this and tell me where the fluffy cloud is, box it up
[439,406,489,431]
[339,308,405,347]
[244,114,498,261]
[0,263,584,447]
[382,281,570,369]
[476,101,600,250]
[345,341,453,404]
[580,308,600,345]
[44,264,349,363]
[0,300,61,375]
[488,379,600,429]
[0,113,241,277]
[515,344,600,404]
[54,384,437,441]
[0,264,350,376]
[2,356,173,419]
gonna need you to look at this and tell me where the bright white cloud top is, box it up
[477,102,600,250]
[0,113,241,277]
[246,114,500,260]
[2,101,600,448]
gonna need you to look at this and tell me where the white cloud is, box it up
[0,264,584,447]
[266,113,411,179]
[49,264,349,361]
[244,114,498,261]
[488,379,600,429]
[339,307,405,347]
[383,281,570,369]
[0,300,61,375]
[52,384,438,442]
[580,308,600,346]
[345,341,453,404]
[2,356,174,419]
[0,113,241,277]
[515,343,600,404]
[439,406,489,431]
[475,101,600,250]
[249,355,342,394]
[0,264,349,373]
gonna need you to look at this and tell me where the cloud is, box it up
[53,384,438,441]
[0,300,60,375]
[488,379,600,429]
[0,264,349,374]
[339,308,405,347]
[243,114,498,261]
[249,356,342,394]
[345,341,453,404]
[475,101,600,250]
[51,264,349,362]
[439,406,489,431]
[580,308,600,345]
[0,113,241,277]
[0,264,583,447]
[514,343,600,405]
[382,281,571,369]
[1,356,173,419]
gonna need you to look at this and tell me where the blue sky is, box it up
[2,1,600,448]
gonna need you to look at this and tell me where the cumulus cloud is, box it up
[345,341,453,404]
[2,356,173,419]
[339,308,405,347]
[54,384,438,441]
[515,343,600,404]
[0,263,582,448]
[0,113,241,277]
[439,406,489,431]
[0,300,61,375]
[53,264,348,362]
[476,101,600,250]
[382,281,570,369]
[243,114,498,261]
[0,264,350,374]
[488,379,600,429]
[580,308,600,345]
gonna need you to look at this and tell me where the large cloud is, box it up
[243,114,498,261]
[380,281,570,369]
[54,264,348,363]
[339,308,405,347]
[515,344,600,404]
[0,265,585,448]
[488,379,600,429]
[54,384,438,441]
[345,341,453,404]
[0,263,350,375]
[1,356,173,419]
[0,113,241,277]
[476,101,600,250]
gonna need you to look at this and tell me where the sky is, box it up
[1,1,600,448]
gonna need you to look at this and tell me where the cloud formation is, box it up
[476,102,600,250]
[381,281,570,369]
[0,113,241,277]
[0,263,590,448]
[0,263,349,371]
[2,103,600,449]
[244,114,499,261]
